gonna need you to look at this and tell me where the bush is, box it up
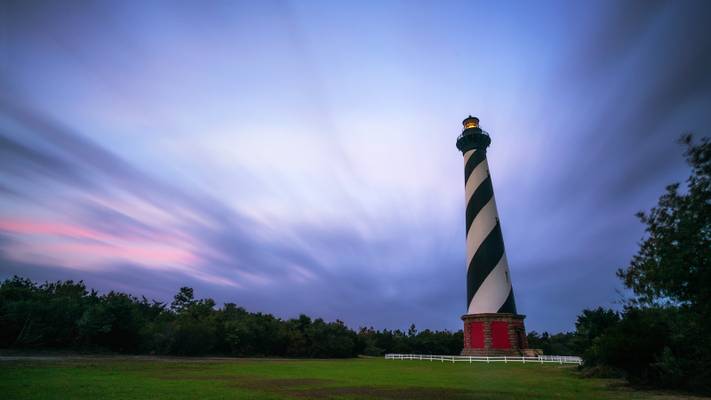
[580,306,710,393]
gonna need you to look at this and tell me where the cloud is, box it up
[0,99,468,330]
[1,0,710,333]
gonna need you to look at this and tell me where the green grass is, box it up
[0,357,702,399]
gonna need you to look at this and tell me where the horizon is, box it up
[1,0,711,333]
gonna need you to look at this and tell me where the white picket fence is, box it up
[385,353,582,365]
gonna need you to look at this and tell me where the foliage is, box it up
[526,331,578,356]
[579,135,711,393]
[0,276,462,358]
[356,325,462,356]
[617,135,710,312]
[524,308,619,358]
[574,307,619,356]
[585,307,671,378]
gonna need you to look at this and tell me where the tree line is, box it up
[0,278,461,357]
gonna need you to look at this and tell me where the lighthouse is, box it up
[456,116,528,356]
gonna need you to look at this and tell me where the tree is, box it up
[169,288,217,355]
[600,135,711,392]
[0,276,38,346]
[617,135,710,312]
[527,330,578,356]
[574,307,619,355]
[170,287,196,313]
[585,307,677,383]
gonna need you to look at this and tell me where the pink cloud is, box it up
[0,219,111,242]
[0,217,198,269]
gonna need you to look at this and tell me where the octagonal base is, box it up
[461,313,528,356]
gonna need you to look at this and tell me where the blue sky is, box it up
[1,0,710,332]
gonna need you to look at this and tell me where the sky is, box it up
[1,0,710,333]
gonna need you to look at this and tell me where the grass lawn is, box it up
[0,356,704,399]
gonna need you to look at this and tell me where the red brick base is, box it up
[461,313,528,356]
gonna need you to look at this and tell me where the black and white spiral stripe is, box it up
[463,148,517,315]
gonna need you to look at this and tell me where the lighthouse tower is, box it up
[456,116,528,356]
